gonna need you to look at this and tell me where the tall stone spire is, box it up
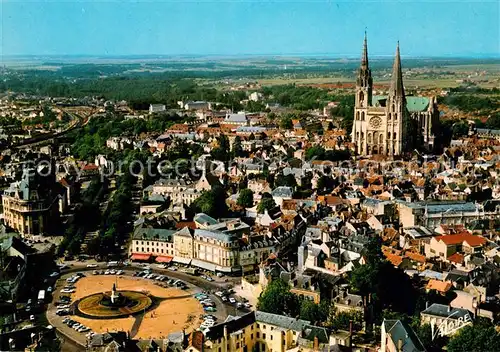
[389,42,405,97]
[361,30,369,69]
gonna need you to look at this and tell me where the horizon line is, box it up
[1,53,499,60]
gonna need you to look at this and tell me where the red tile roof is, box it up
[436,234,487,247]
[447,252,465,264]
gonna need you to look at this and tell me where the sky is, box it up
[0,0,499,58]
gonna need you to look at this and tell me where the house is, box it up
[224,113,248,126]
[149,104,166,114]
[381,319,426,352]
[420,303,473,337]
[424,233,487,260]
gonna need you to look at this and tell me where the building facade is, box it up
[2,167,60,237]
[351,33,439,156]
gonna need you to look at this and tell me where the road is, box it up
[46,263,247,347]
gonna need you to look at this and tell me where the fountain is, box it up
[75,282,153,319]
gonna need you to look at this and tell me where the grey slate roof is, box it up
[255,311,310,331]
[133,227,176,241]
[383,319,426,352]
[421,303,472,320]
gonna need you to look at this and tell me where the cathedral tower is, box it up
[352,32,373,155]
[386,42,411,155]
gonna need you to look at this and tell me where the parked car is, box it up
[229,297,236,304]
[86,264,97,268]
[93,270,99,275]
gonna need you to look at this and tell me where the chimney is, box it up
[313,336,319,351]
[397,339,403,351]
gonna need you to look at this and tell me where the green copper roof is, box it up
[372,96,386,107]
[371,95,429,112]
[406,97,430,112]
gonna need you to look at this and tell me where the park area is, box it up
[70,275,203,339]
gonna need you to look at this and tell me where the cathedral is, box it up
[351,33,440,156]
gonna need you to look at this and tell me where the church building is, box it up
[351,33,439,156]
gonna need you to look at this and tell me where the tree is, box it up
[447,321,500,352]
[275,174,297,188]
[451,121,469,138]
[257,196,277,214]
[257,279,300,317]
[299,299,329,323]
[192,185,228,218]
[280,116,293,130]
[232,135,244,158]
[349,236,418,320]
[237,188,254,208]
[328,308,364,332]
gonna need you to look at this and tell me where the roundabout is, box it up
[57,274,205,339]
[75,283,153,319]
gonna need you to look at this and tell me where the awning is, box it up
[192,259,217,272]
[130,253,151,261]
[173,256,192,265]
[215,265,233,273]
[155,256,173,263]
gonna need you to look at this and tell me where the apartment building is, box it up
[203,311,311,352]
[129,227,176,262]
[2,167,60,237]
[398,201,500,228]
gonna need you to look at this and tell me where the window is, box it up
[388,132,391,139]
[218,348,222,352]
[263,325,266,329]
[236,343,240,349]
[251,334,254,339]
[270,335,273,340]
[262,344,266,352]
[263,333,266,339]
[361,112,365,121]
[257,332,260,338]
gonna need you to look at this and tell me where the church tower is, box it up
[385,42,410,155]
[352,32,373,155]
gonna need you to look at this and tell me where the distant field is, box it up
[257,76,352,86]
[257,62,500,89]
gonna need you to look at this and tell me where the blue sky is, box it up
[1,0,498,57]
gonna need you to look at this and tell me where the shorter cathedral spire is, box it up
[389,41,405,97]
